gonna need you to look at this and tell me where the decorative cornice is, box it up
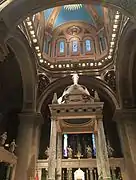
[113,108,136,122]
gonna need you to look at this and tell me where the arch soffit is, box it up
[37,75,119,112]
[6,28,37,111]
[1,0,136,30]
[117,21,136,108]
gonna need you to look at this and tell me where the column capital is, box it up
[51,116,57,121]
[18,112,44,125]
[96,115,103,121]
[113,108,136,122]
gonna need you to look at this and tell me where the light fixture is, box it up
[50,65,54,68]
[66,64,70,68]
[64,4,83,11]
[39,59,43,63]
[27,21,32,26]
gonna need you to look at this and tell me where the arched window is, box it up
[72,40,78,52]
[85,39,91,52]
[100,36,106,52]
[59,41,65,53]
[92,133,96,156]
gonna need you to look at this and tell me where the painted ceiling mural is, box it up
[44,4,104,29]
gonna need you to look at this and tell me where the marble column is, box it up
[89,168,94,180]
[37,168,42,180]
[56,132,62,180]
[14,112,43,180]
[96,118,111,180]
[6,165,12,180]
[113,109,136,180]
[67,168,72,180]
[117,119,136,180]
[48,117,57,180]
[111,167,116,179]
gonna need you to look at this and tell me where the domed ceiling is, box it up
[44,4,104,29]
[25,3,122,73]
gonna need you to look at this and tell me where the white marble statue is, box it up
[0,132,7,146]
[9,139,17,153]
[45,146,50,158]
[67,146,73,158]
[86,145,92,158]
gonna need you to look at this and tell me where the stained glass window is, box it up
[59,41,65,53]
[85,39,91,52]
[92,133,96,156]
[63,134,68,157]
[72,40,78,52]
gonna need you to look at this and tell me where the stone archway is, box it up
[6,28,37,112]
[1,0,136,30]
[37,75,119,112]
[116,21,136,108]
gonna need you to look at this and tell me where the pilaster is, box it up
[14,112,43,180]
[48,117,57,180]
[56,132,62,180]
[96,117,111,180]
[113,109,136,180]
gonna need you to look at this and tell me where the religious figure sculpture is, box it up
[9,139,17,153]
[0,132,7,146]
[45,146,50,159]
[86,145,92,158]
[72,73,79,85]
[107,141,114,157]
[67,146,73,158]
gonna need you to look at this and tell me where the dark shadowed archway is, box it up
[6,28,37,112]
[117,21,136,108]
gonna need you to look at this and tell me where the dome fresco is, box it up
[32,3,118,71]
[44,4,104,29]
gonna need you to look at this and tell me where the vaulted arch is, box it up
[1,0,136,30]
[37,75,119,112]
[6,28,37,112]
[117,21,136,108]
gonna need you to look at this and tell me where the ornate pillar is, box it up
[96,117,111,180]
[14,112,43,180]
[48,117,57,180]
[67,168,72,180]
[6,165,12,180]
[86,169,89,180]
[89,168,94,180]
[111,167,116,179]
[56,132,62,180]
[37,168,42,180]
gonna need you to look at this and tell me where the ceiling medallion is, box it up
[67,26,81,35]
[64,4,83,11]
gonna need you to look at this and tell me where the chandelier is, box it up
[64,4,83,11]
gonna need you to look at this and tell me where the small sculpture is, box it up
[94,91,100,102]
[45,146,50,159]
[52,93,58,104]
[9,139,17,153]
[107,141,114,157]
[67,146,73,159]
[0,132,7,146]
[75,151,83,159]
[86,145,92,158]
